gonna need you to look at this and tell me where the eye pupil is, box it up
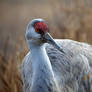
[36,29,40,33]
[35,29,44,35]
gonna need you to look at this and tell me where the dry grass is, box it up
[0,0,92,92]
[0,54,23,92]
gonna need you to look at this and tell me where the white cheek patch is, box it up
[31,27,41,38]
[26,27,41,40]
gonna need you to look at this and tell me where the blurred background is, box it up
[0,0,92,92]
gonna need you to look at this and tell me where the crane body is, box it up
[21,19,92,92]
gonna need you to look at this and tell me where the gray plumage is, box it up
[21,19,92,92]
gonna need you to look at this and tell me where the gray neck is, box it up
[30,45,58,92]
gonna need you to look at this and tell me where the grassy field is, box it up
[0,0,92,92]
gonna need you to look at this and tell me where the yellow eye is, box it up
[35,29,40,33]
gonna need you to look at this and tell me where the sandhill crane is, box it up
[21,18,92,92]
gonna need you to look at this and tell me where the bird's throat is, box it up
[30,46,58,92]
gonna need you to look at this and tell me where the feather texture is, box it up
[21,39,92,92]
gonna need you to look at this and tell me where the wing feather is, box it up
[46,40,92,91]
[21,39,92,92]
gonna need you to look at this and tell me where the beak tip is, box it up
[60,49,65,54]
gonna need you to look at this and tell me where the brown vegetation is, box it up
[0,54,23,92]
[0,0,92,92]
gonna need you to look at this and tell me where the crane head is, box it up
[26,18,65,53]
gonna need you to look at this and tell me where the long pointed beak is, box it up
[44,33,65,53]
